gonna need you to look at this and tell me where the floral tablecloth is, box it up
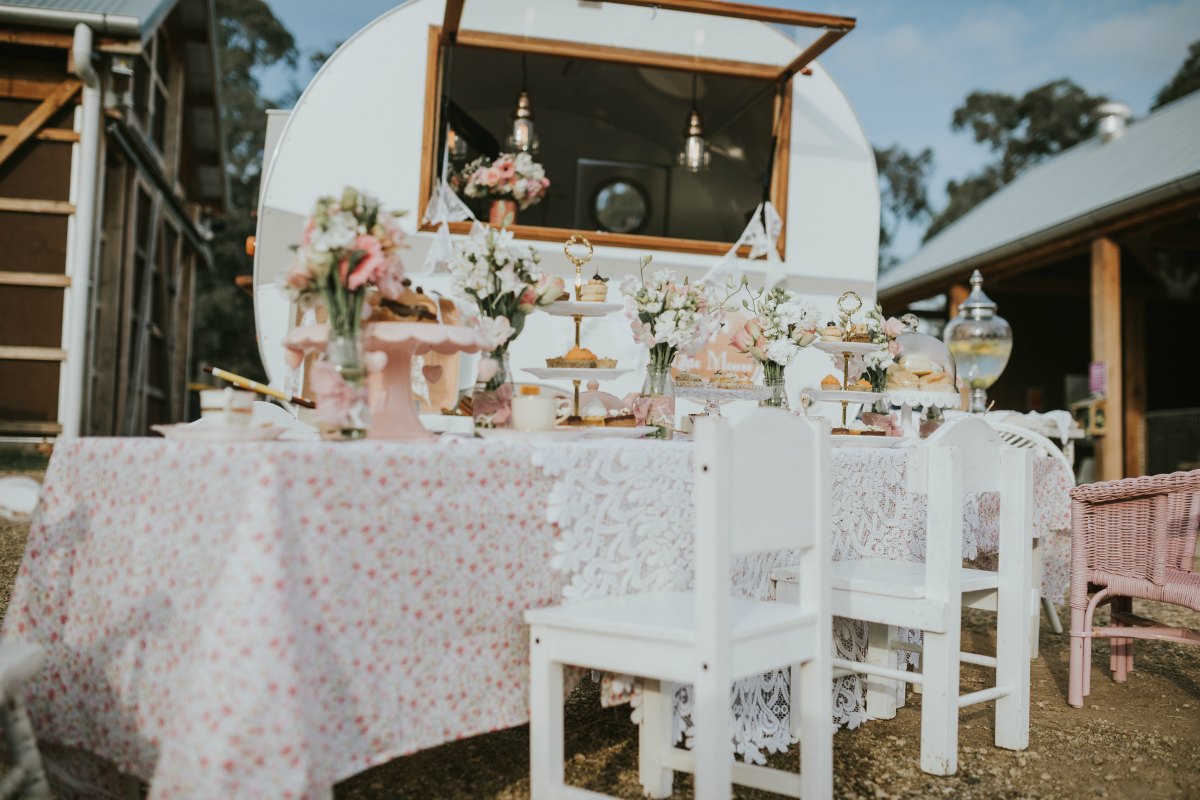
[1,437,1070,798]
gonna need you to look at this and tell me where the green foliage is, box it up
[191,0,297,383]
[875,145,933,271]
[925,79,1105,240]
[1153,40,1200,110]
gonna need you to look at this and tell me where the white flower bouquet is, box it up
[619,256,724,372]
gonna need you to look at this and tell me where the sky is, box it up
[260,0,1199,261]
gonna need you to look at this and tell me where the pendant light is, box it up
[677,74,711,173]
[506,55,539,154]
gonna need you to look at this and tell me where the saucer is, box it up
[152,423,289,442]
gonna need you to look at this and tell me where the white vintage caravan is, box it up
[253,0,878,413]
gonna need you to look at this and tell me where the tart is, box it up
[848,378,873,392]
[546,346,617,369]
[713,370,751,389]
[848,323,871,343]
[673,370,704,386]
[579,273,609,303]
[368,279,439,322]
[820,322,845,342]
[820,374,842,391]
[604,411,638,427]
[860,426,887,436]
[832,426,851,435]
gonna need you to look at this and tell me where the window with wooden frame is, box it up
[420,1,854,258]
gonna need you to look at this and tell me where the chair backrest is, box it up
[917,416,1004,493]
[987,420,1074,478]
[692,410,830,672]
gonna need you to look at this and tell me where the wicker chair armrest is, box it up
[1070,470,1200,506]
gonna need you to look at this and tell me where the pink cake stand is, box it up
[283,322,490,442]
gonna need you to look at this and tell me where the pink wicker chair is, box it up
[1068,470,1200,707]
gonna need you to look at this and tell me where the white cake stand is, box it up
[884,388,962,439]
[811,340,887,426]
[674,384,772,416]
[283,322,491,442]
[800,387,885,428]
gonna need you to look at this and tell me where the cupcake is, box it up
[579,273,608,303]
[820,322,844,342]
[820,374,841,390]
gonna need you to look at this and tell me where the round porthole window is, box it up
[591,179,649,234]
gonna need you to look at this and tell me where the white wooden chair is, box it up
[525,410,833,800]
[775,417,1033,775]
[986,418,1071,645]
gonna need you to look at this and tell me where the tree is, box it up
[191,0,297,382]
[875,145,933,271]
[1153,39,1200,110]
[925,79,1105,240]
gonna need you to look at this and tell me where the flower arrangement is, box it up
[461,152,551,210]
[844,304,906,392]
[284,186,407,337]
[619,256,725,372]
[728,283,821,407]
[450,226,564,427]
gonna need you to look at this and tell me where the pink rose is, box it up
[477,356,500,383]
[729,320,755,354]
[485,167,501,185]
[883,317,906,339]
[339,234,384,291]
[517,286,537,312]
[888,339,902,357]
[497,160,515,179]
[285,258,313,290]
[300,217,316,246]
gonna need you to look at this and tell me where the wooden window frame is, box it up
[417,26,794,258]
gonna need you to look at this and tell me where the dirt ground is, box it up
[2,450,1198,799]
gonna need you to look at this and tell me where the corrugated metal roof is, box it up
[0,0,176,36]
[880,91,1200,297]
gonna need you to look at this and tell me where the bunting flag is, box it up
[700,201,785,289]
[417,178,478,274]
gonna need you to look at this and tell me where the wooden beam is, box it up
[0,346,67,362]
[0,124,79,143]
[0,198,75,214]
[419,219,756,258]
[418,26,444,223]
[769,80,792,259]
[603,0,855,30]
[0,420,63,435]
[0,28,138,53]
[778,29,848,80]
[454,28,784,80]
[0,271,70,288]
[0,79,81,169]
[1091,236,1123,482]
[442,0,465,42]
[1122,297,1146,477]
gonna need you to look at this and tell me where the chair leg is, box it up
[1041,597,1063,634]
[529,632,565,800]
[994,570,1031,751]
[866,623,899,720]
[1030,538,1044,659]
[1,695,51,800]
[798,656,833,800]
[1068,607,1087,708]
[1112,638,1128,682]
[690,677,732,800]
[637,679,674,799]
[919,628,960,775]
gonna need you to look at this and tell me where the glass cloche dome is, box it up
[943,270,1013,413]
[888,314,956,392]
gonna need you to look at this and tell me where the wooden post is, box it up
[949,282,970,410]
[1122,297,1146,477]
[1090,237,1123,481]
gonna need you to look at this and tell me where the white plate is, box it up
[813,341,886,356]
[800,388,885,404]
[541,300,623,317]
[578,425,657,439]
[475,427,586,441]
[524,367,634,382]
[152,423,288,442]
[831,435,906,448]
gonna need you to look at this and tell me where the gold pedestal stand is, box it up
[565,234,593,418]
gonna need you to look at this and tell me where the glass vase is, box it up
[473,348,514,428]
[640,362,675,440]
[760,362,789,409]
[323,330,371,440]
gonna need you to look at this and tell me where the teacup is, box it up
[199,387,254,428]
[512,394,558,432]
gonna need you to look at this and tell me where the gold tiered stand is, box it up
[525,235,630,417]
[804,291,883,427]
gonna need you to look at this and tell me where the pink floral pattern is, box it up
[2,438,1071,795]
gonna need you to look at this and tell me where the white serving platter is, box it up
[800,388,885,404]
[813,340,886,356]
[540,300,623,317]
[675,385,773,404]
[578,425,657,439]
[524,367,634,382]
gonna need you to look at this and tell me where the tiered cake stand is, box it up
[884,388,962,438]
[283,321,491,442]
[804,340,886,427]
[523,236,632,417]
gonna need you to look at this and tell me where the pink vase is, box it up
[489,199,517,228]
